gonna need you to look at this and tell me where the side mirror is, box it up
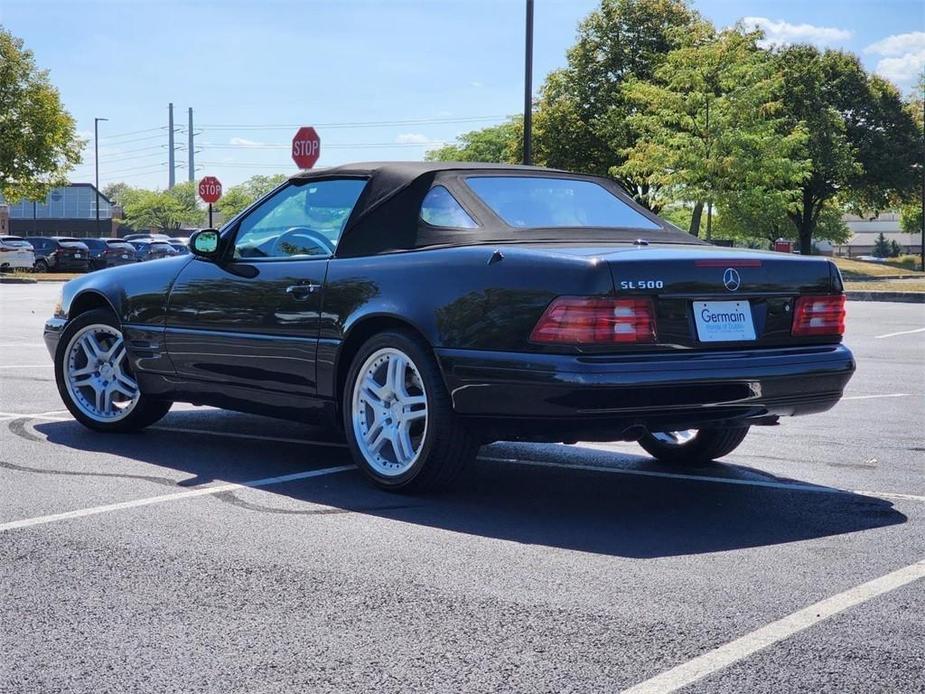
[189,229,220,260]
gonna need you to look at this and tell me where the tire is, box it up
[342,330,478,493]
[638,426,750,464]
[34,258,48,273]
[55,308,173,432]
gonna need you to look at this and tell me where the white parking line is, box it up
[8,413,925,504]
[0,464,355,533]
[841,393,910,401]
[621,559,925,694]
[874,327,925,339]
[0,364,52,369]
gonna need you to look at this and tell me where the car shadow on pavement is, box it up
[26,414,907,559]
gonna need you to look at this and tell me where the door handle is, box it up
[286,283,319,300]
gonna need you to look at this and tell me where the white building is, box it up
[833,212,919,257]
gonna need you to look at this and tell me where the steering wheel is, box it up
[271,227,336,257]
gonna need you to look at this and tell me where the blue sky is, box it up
[2,0,923,190]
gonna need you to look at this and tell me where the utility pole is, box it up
[188,107,195,183]
[522,0,534,165]
[94,117,108,237]
[168,102,176,189]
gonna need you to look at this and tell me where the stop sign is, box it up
[198,176,222,204]
[292,126,321,169]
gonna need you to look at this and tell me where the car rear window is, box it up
[465,176,661,230]
[0,236,31,247]
[58,238,86,247]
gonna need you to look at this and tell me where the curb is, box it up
[0,277,38,284]
[846,291,925,304]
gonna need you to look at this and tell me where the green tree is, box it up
[531,0,703,211]
[776,46,920,254]
[715,193,849,247]
[121,183,203,232]
[215,173,287,221]
[425,118,522,163]
[0,26,83,202]
[102,182,132,207]
[618,26,808,236]
[872,232,891,258]
[899,72,923,238]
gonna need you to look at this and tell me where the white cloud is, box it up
[395,133,430,144]
[865,32,925,88]
[873,51,925,87]
[470,81,484,88]
[865,31,925,56]
[229,137,264,146]
[742,16,852,48]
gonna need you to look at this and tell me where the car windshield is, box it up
[83,239,106,249]
[465,176,661,230]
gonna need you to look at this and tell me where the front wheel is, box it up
[343,331,478,493]
[55,309,173,432]
[638,426,750,464]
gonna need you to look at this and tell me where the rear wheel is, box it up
[343,331,478,493]
[34,258,48,273]
[638,426,750,464]
[55,309,172,432]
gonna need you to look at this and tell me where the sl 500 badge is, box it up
[620,280,664,290]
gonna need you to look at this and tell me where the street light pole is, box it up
[94,117,108,237]
[523,0,534,165]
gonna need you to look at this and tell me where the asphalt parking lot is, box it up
[1,282,923,693]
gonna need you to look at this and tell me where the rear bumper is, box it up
[54,257,89,272]
[436,344,855,433]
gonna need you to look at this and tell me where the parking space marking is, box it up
[0,364,52,369]
[841,393,910,401]
[8,414,925,504]
[874,327,925,339]
[0,464,355,533]
[621,559,925,694]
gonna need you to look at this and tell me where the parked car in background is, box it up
[123,233,172,242]
[83,238,139,271]
[0,236,36,271]
[130,239,179,262]
[26,237,90,273]
[168,241,190,255]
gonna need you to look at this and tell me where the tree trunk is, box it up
[798,216,815,255]
[689,201,704,237]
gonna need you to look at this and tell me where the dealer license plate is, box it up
[693,301,756,342]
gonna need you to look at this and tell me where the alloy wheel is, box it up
[63,324,140,422]
[650,429,698,446]
[351,347,428,476]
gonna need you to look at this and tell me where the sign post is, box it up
[292,126,321,169]
[198,176,222,228]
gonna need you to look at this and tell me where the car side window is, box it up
[420,186,478,229]
[233,178,367,260]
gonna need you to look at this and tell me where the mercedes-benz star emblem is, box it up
[723,268,741,292]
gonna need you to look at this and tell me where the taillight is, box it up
[792,295,846,336]
[530,297,656,345]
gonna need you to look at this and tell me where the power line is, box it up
[100,126,165,139]
[198,114,509,130]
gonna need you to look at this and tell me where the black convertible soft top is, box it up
[288,162,704,257]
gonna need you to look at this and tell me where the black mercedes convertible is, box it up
[44,162,855,491]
